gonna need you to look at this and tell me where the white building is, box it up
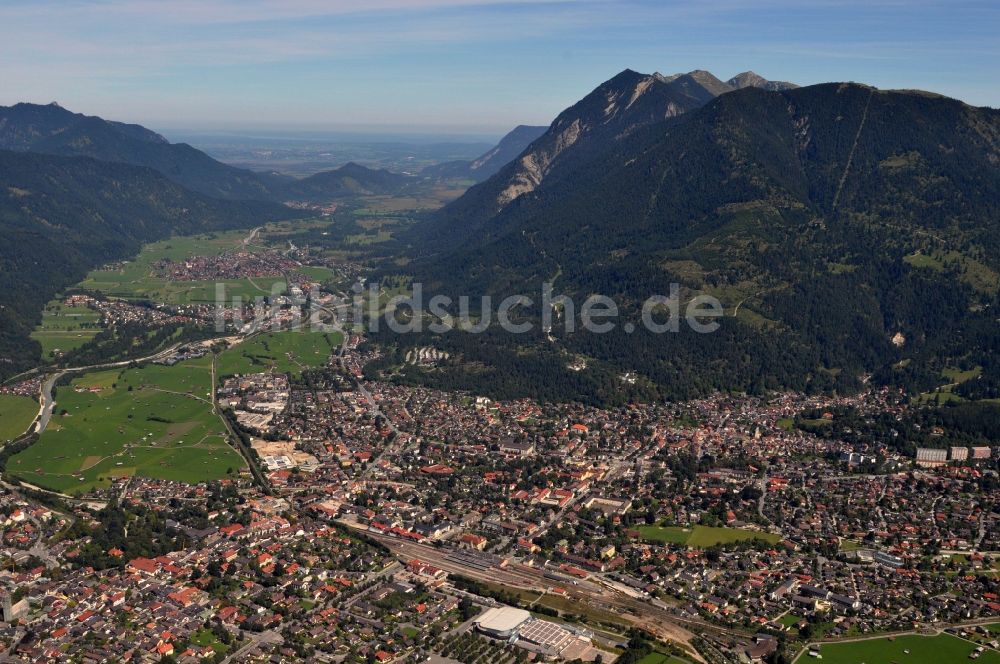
[474,606,531,639]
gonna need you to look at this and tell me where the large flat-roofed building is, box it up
[583,496,631,516]
[950,446,969,461]
[499,440,536,457]
[915,448,948,467]
[517,618,575,655]
[972,446,993,460]
[474,606,531,638]
[875,551,904,568]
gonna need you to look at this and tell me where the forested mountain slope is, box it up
[391,82,1000,403]
[0,150,299,378]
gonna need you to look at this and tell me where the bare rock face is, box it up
[490,69,743,212]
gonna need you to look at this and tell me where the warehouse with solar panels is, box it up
[474,607,531,638]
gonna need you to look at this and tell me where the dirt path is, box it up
[831,87,874,211]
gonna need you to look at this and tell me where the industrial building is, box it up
[915,448,948,467]
[517,618,577,657]
[474,606,595,659]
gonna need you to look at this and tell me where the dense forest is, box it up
[798,402,1000,456]
[376,81,1000,405]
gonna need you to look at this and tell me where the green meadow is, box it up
[638,524,781,548]
[0,394,38,441]
[294,265,337,283]
[809,633,1000,664]
[904,249,1000,296]
[31,300,103,356]
[914,365,984,405]
[217,330,342,377]
[9,356,244,494]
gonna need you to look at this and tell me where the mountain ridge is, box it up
[281,161,415,201]
[0,102,281,200]
[727,71,799,91]
[0,103,423,203]
[416,68,799,249]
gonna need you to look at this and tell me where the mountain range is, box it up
[423,69,798,247]
[390,70,1000,404]
[0,103,421,202]
[0,102,286,200]
[282,161,417,200]
[5,67,998,406]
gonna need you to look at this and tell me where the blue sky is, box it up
[0,0,997,136]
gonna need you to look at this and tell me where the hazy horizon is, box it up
[1,0,997,135]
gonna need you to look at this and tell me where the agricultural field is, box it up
[346,229,393,245]
[638,524,781,548]
[259,218,330,238]
[78,230,286,305]
[31,300,103,356]
[8,356,244,494]
[0,394,38,441]
[352,186,465,214]
[216,330,343,377]
[806,632,1000,664]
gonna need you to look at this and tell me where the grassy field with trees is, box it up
[638,525,781,548]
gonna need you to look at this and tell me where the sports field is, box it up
[807,633,1000,664]
[217,330,342,377]
[31,300,103,356]
[0,394,38,441]
[8,356,245,494]
[638,524,781,548]
[637,652,689,664]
